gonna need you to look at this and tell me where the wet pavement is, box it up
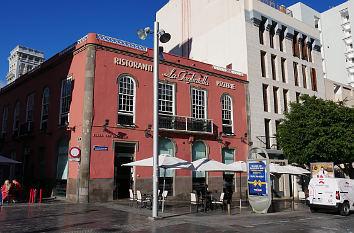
[0,199,353,232]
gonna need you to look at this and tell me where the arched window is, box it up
[40,87,50,131]
[13,101,20,134]
[117,75,136,126]
[192,141,206,191]
[221,94,234,135]
[159,138,175,195]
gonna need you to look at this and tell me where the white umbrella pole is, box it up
[239,172,242,212]
[162,168,166,213]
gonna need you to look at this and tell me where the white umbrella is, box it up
[192,158,233,172]
[227,161,247,210]
[122,154,193,198]
[0,155,21,164]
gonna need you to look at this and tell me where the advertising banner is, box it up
[248,160,267,195]
[311,162,334,178]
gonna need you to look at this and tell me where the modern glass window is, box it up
[222,148,235,192]
[273,87,279,114]
[1,106,9,135]
[279,28,285,52]
[259,22,265,45]
[264,119,271,149]
[271,55,277,80]
[117,75,136,126]
[221,95,233,135]
[293,32,300,58]
[281,58,286,83]
[310,68,317,91]
[56,137,69,197]
[301,36,308,61]
[158,82,175,115]
[192,141,206,191]
[293,62,299,86]
[13,101,20,133]
[158,138,174,195]
[262,84,269,112]
[59,77,72,126]
[302,65,307,89]
[41,87,50,131]
[191,88,207,119]
[26,93,35,123]
[261,51,267,77]
[269,25,275,48]
[283,89,288,113]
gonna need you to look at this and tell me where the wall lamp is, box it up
[145,124,152,138]
[241,133,247,143]
[65,121,76,132]
[217,132,223,143]
[103,119,109,131]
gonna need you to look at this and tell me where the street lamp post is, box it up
[137,21,171,218]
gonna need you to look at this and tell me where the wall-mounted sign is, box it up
[93,146,109,151]
[69,147,81,158]
[216,80,235,90]
[163,68,209,86]
[114,57,153,72]
[248,160,267,195]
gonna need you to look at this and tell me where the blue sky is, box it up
[0,0,347,88]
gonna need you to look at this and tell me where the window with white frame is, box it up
[191,88,207,119]
[221,94,233,134]
[158,82,175,115]
[1,106,9,135]
[13,101,20,133]
[117,75,135,126]
[59,77,72,126]
[40,87,50,131]
[26,93,35,123]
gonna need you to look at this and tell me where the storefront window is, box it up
[117,75,135,126]
[222,148,235,193]
[158,138,174,195]
[56,137,68,197]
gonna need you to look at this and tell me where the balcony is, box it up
[342,21,351,31]
[345,49,354,59]
[159,114,213,134]
[343,35,353,45]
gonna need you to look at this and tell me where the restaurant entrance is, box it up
[114,142,135,200]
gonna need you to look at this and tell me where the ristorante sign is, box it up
[163,68,209,86]
[114,57,153,72]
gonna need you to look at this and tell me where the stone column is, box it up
[79,35,96,203]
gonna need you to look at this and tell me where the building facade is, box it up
[157,0,326,198]
[6,46,44,84]
[289,1,354,87]
[0,33,248,202]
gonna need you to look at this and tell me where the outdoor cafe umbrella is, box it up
[191,158,233,172]
[0,155,21,164]
[122,154,193,195]
[227,161,247,210]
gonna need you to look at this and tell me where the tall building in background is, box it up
[288,1,354,106]
[6,45,44,84]
[158,0,326,198]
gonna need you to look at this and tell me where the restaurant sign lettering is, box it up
[163,68,209,86]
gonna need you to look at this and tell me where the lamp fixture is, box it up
[103,119,109,131]
[145,124,152,138]
[241,132,247,143]
[217,132,223,143]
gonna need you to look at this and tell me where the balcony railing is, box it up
[159,114,213,134]
[258,0,293,17]
[254,136,279,150]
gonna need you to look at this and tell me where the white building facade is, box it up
[157,0,325,156]
[6,46,44,84]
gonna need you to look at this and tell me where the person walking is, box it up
[1,180,12,203]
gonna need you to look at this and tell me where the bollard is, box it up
[227,203,231,216]
[39,189,42,203]
[29,189,33,204]
[0,189,2,206]
[33,189,37,203]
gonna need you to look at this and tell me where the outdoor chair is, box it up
[212,192,225,211]
[136,190,150,208]
[159,190,168,213]
[129,189,136,207]
[190,192,202,213]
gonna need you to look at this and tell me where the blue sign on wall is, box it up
[93,146,109,151]
[248,161,267,195]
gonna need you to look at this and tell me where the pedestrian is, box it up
[12,179,22,201]
[1,180,12,203]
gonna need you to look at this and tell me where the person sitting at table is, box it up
[201,184,212,210]
[1,180,12,203]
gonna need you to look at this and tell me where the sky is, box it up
[0,0,347,88]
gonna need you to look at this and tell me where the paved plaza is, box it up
[0,200,353,232]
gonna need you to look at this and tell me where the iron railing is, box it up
[159,114,213,134]
[96,34,148,52]
[255,136,279,150]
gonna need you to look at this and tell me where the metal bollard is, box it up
[227,203,231,216]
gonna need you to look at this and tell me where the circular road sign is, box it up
[69,147,81,158]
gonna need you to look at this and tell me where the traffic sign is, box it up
[69,147,81,158]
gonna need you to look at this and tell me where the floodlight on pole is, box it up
[137,21,170,219]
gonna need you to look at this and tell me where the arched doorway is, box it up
[192,141,206,191]
[55,137,69,197]
[158,138,175,195]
